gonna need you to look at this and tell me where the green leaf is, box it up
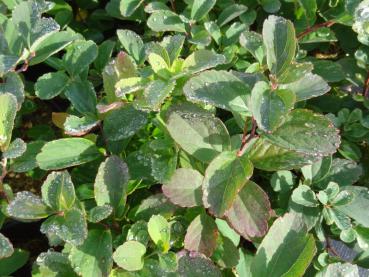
[7,191,51,220]
[160,35,185,65]
[202,151,253,217]
[317,263,359,277]
[2,138,26,159]
[183,70,250,114]
[181,50,226,74]
[103,105,148,141]
[279,73,330,102]
[148,214,171,252]
[158,252,178,272]
[147,10,186,33]
[291,185,319,207]
[212,235,240,268]
[184,213,218,257]
[64,80,97,118]
[0,249,29,276]
[41,171,75,211]
[64,115,99,137]
[225,181,271,240]
[94,40,116,72]
[36,138,101,170]
[94,156,129,218]
[11,141,45,173]
[263,109,340,156]
[113,241,146,271]
[40,208,87,246]
[120,0,142,17]
[316,158,362,187]
[191,0,216,21]
[117,30,145,64]
[262,15,296,77]
[87,205,113,223]
[0,72,25,109]
[0,55,17,76]
[0,93,17,151]
[162,168,203,207]
[69,227,113,277]
[165,103,231,163]
[0,233,13,259]
[239,31,264,63]
[63,40,98,76]
[335,186,369,228]
[248,137,320,171]
[33,251,77,277]
[148,53,171,79]
[217,4,248,27]
[178,251,221,277]
[301,156,332,184]
[215,219,240,246]
[298,0,317,26]
[251,213,316,277]
[251,81,295,132]
[136,79,175,111]
[35,71,69,100]
[30,31,78,65]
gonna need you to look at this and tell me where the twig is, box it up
[363,71,369,98]
[169,0,176,12]
[297,20,335,40]
[237,117,257,157]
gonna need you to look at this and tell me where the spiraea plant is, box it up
[1,0,369,276]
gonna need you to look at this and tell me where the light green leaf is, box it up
[113,241,146,271]
[30,31,78,65]
[148,214,170,252]
[217,4,248,27]
[251,81,295,132]
[103,105,148,141]
[162,168,203,207]
[64,115,99,137]
[181,50,226,74]
[279,73,330,102]
[2,138,26,159]
[33,251,77,277]
[7,191,51,220]
[40,208,87,246]
[202,151,253,217]
[147,10,186,33]
[69,227,113,277]
[183,70,250,113]
[0,233,13,259]
[224,181,270,240]
[184,213,218,257]
[36,138,101,170]
[87,205,113,223]
[41,171,75,211]
[136,79,175,111]
[251,213,316,277]
[191,0,216,21]
[160,35,185,65]
[215,219,240,246]
[147,53,171,79]
[94,156,129,218]
[291,185,319,207]
[263,109,340,156]
[120,0,142,17]
[165,103,231,163]
[0,93,17,151]
[262,15,296,77]
[117,30,145,64]
[63,40,98,76]
[35,71,69,100]
[212,235,240,268]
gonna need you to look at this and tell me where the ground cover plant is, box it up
[1,0,369,276]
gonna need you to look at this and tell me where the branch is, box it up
[237,117,257,157]
[297,20,335,40]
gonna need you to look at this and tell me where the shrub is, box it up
[1,0,369,276]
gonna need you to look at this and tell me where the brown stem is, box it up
[363,71,369,98]
[170,0,176,12]
[297,20,335,40]
[237,117,257,157]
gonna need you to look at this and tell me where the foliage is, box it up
[0,0,369,276]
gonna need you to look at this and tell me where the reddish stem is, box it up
[297,20,335,40]
[237,117,257,157]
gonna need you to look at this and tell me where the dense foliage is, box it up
[1,0,369,276]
